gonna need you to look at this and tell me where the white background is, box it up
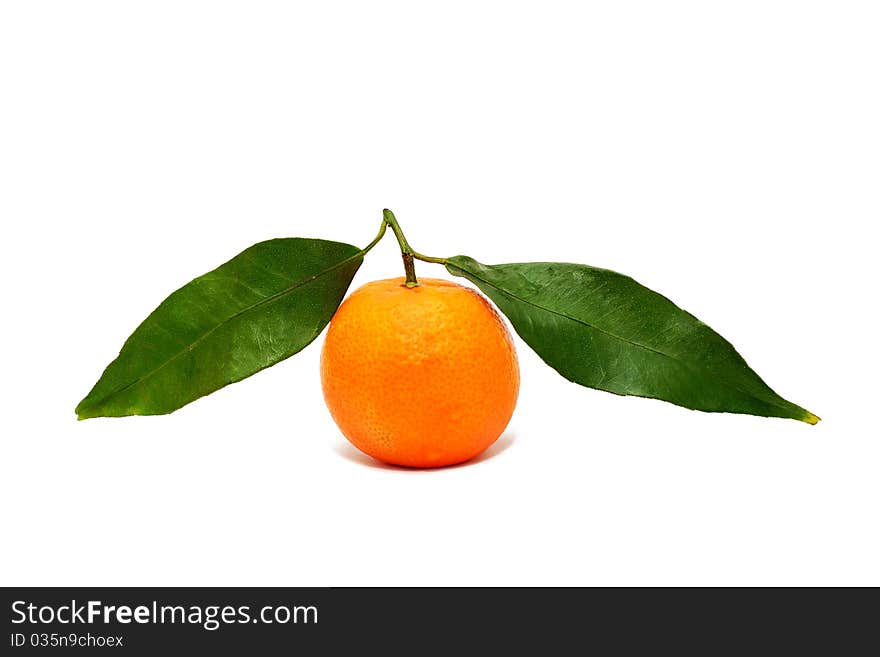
[1,1,877,586]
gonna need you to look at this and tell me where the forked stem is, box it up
[382,209,418,287]
[381,209,448,287]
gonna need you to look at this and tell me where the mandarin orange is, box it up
[320,277,519,467]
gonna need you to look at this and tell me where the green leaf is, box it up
[76,238,363,419]
[446,256,818,424]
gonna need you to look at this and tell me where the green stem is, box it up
[383,209,418,287]
[382,209,448,287]
[360,219,387,255]
[382,209,413,255]
[412,251,448,264]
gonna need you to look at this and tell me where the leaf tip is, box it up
[75,397,96,421]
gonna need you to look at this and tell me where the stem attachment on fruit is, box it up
[383,209,419,287]
[380,209,450,286]
[401,253,418,286]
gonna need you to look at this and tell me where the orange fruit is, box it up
[320,277,519,468]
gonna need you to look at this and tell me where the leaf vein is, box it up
[80,249,362,412]
[451,264,796,414]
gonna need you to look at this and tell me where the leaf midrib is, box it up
[450,263,795,415]
[78,249,361,413]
